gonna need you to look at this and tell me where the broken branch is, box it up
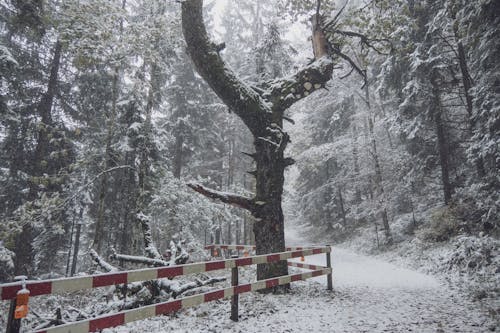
[187,183,255,211]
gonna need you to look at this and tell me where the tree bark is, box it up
[181,0,332,286]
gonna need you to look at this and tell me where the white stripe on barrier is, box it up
[278,276,292,285]
[44,321,89,333]
[181,294,204,308]
[124,306,155,324]
[52,276,92,294]
[127,269,157,283]
[224,288,234,298]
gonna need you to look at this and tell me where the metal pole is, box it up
[230,255,239,321]
[326,245,333,291]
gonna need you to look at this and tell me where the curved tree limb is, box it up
[181,0,270,136]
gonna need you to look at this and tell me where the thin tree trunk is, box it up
[430,72,453,204]
[173,134,184,179]
[70,208,83,276]
[365,82,391,243]
[351,125,362,203]
[338,188,347,226]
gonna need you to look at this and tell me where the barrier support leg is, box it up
[6,298,21,333]
[326,245,333,291]
[230,255,239,321]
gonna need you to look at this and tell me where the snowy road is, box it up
[108,245,495,333]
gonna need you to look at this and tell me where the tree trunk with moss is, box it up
[181,0,333,286]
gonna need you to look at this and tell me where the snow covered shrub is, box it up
[0,243,14,282]
[417,207,461,242]
[444,236,500,300]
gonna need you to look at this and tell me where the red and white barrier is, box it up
[32,267,331,333]
[204,244,313,251]
[0,247,330,301]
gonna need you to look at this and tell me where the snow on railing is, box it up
[1,245,333,333]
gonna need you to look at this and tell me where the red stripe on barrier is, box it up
[92,273,127,288]
[266,254,280,262]
[30,282,53,297]
[1,282,52,300]
[291,274,302,282]
[89,313,125,332]
[204,290,225,302]
[312,248,322,254]
[206,260,226,271]
[156,300,182,315]
[157,266,183,278]
[265,278,280,288]
[312,270,323,277]
[235,257,252,266]
[235,284,251,294]
[291,251,303,258]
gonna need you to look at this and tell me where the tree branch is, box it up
[110,249,170,267]
[263,57,334,110]
[187,183,255,211]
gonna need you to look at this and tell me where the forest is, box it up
[0,0,498,332]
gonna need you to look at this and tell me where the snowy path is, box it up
[108,242,495,332]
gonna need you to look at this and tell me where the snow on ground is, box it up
[106,246,496,332]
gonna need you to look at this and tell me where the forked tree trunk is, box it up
[181,0,333,287]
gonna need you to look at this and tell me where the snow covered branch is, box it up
[110,249,170,267]
[89,249,118,272]
[264,57,334,110]
[187,183,255,211]
[137,212,163,260]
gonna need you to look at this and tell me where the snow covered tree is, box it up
[181,0,333,284]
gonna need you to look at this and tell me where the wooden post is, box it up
[230,255,239,321]
[210,233,214,257]
[326,245,333,291]
[5,275,27,333]
[6,298,21,333]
